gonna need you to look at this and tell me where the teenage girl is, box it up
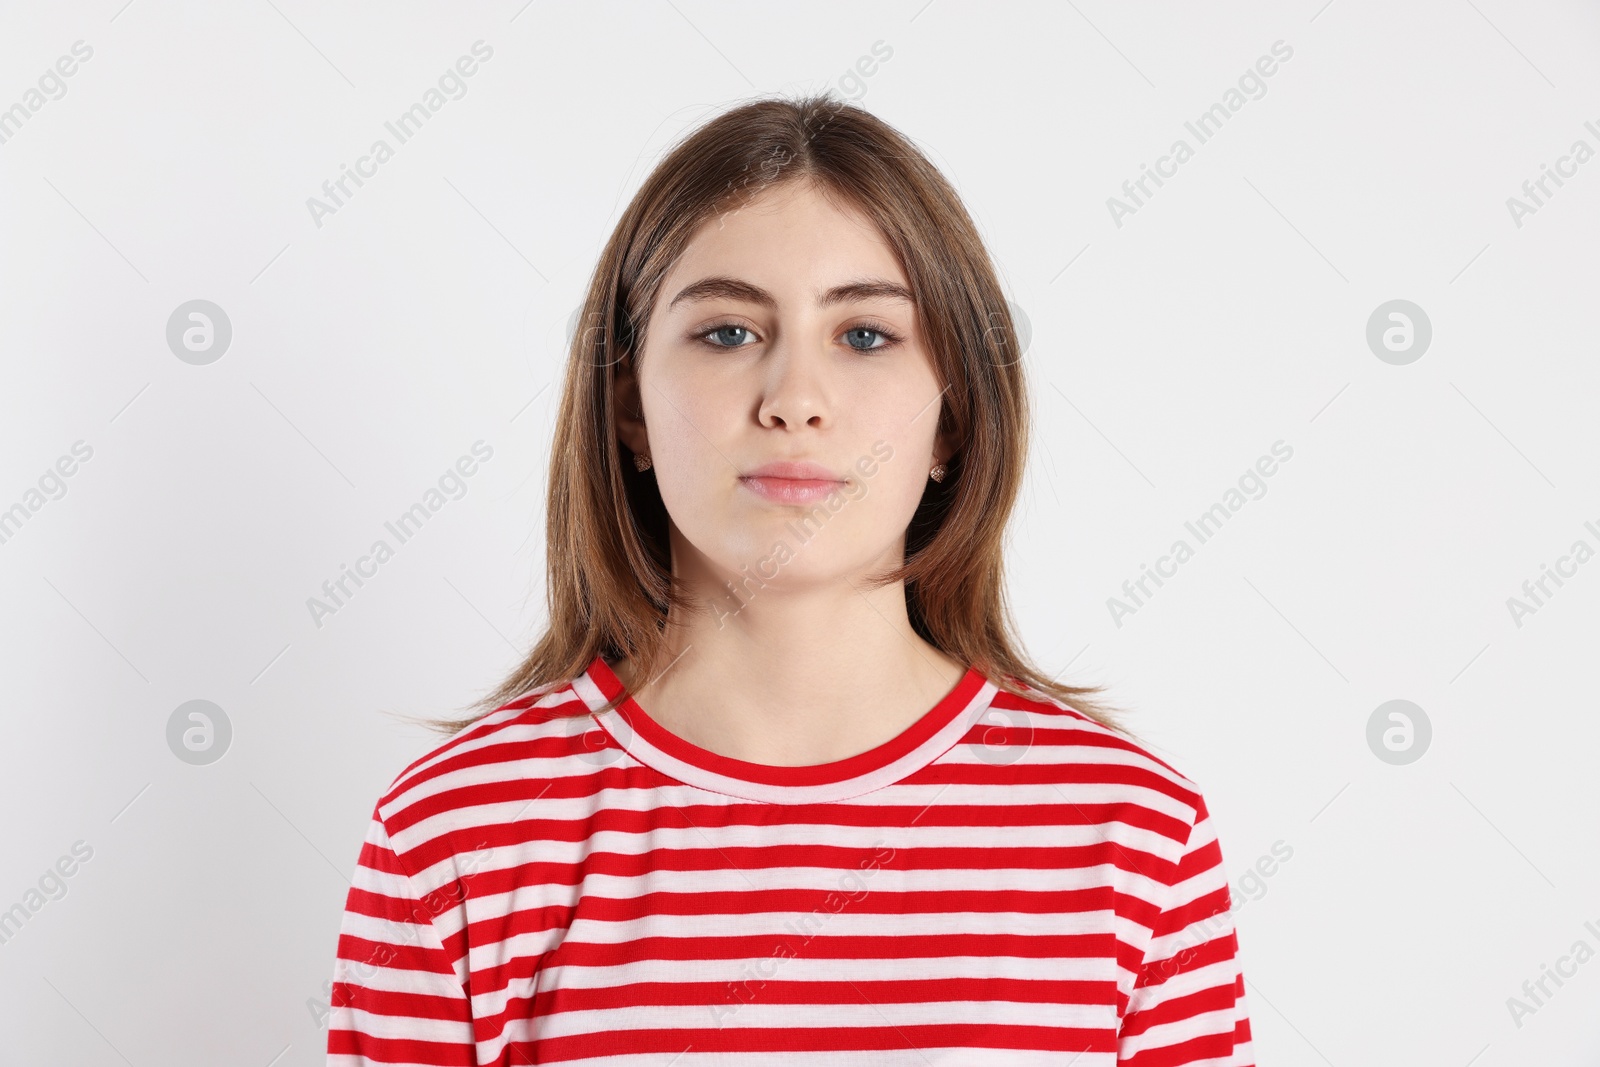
[327,94,1253,1067]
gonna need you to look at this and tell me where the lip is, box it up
[738,460,847,505]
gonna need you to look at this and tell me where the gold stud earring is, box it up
[929,463,947,483]
[633,452,653,472]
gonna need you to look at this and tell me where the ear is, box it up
[612,354,649,458]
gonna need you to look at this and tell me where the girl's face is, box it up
[615,179,952,600]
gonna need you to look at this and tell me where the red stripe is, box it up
[329,980,474,1023]
[327,1027,477,1066]
[527,1022,1116,1062]
[477,976,1120,1024]
[1119,980,1240,1039]
[1137,932,1239,988]
[336,932,456,977]
[1119,1029,1240,1067]
[399,816,1186,881]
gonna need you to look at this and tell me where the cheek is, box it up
[867,391,941,480]
[870,449,935,523]
[644,374,740,524]
[851,433,935,528]
[648,366,737,466]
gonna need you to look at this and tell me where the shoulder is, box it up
[985,679,1211,838]
[370,675,597,857]
[985,682,1234,908]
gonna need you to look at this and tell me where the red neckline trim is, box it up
[583,655,987,788]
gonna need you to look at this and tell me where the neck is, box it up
[613,528,967,766]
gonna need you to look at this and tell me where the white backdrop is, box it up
[2,1,1598,1064]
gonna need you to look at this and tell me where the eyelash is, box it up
[693,319,905,352]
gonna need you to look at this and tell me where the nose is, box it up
[756,328,830,431]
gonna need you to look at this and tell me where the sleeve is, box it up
[1116,795,1254,1067]
[326,803,479,1067]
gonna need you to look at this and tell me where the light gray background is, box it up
[2,1,1597,1064]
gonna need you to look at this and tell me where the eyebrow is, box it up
[666,276,914,312]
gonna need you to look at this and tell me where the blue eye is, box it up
[844,327,887,351]
[702,324,754,348]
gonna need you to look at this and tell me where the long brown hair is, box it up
[415,92,1130,737]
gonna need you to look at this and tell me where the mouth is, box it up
[737,461,847,506]
[737,475,847,505]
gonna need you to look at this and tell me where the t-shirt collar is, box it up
[570,654,998,804]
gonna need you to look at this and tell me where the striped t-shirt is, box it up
[327,656,1253,1066]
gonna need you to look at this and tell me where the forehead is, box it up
[660,182,908,303]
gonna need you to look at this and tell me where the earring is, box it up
[929,463,947,483]
[633,452,653,472]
